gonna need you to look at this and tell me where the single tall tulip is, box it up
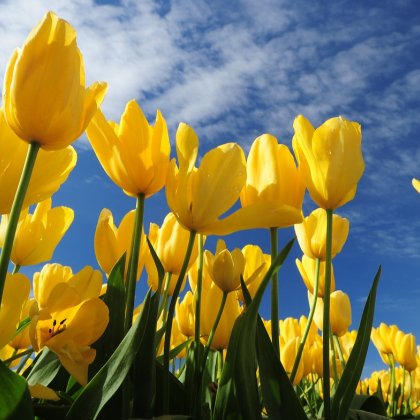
[0,111,77,215]
[292,115,364,210]
[0,199,73,267]
[395,332,417,371]
[239,134,304,228]
[371,323,399,365]
[294,208,349,260]
[212,247,245,293]
[86,99,170,198]
[2,12,106,150]
[176,291,195,338]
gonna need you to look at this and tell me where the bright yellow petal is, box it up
[29,384,60,401]
[413,178,420,193]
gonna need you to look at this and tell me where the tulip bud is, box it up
[395,332,417,371]
[212,248,245,293]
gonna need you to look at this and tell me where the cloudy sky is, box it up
[0,0,419,374]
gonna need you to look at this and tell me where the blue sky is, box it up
[0,0,419,375]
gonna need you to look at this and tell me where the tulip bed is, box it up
[0,11,419,420]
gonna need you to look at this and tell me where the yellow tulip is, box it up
[3,12,106,150]
[0,111,77,215]
[295,255,336,297]
[292,115,364,210]
[313,290,352,337]
[28,384,60,401]
[176,291,195,338]
[309,336,324,377]
[239,134,304,228]
[201,283,241,350]
[299,315,318,346]
[294,208,349,260]
[280,317,301,343]
[237,244,271,301]
[0,273,30,349]
[30,298,109,385]
[29,263,107,385]
[395,332,417,371]
[338,330,357,361]
[86,99,170,197]
[413,178,420,193]
[371,323,399,365]
[281,337,304,385]
[212,247,245,293]
[0,199,73,266]
[188,249,214,293]
[94,208,146,278]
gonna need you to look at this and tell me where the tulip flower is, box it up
[292,115,364,210]
[313,290,352,337]
[296,255,336,297]
[94,208,146,279]
[188,250,214,293]
[281,337,305,385]
[413,178,420,193]
[212,247,245,293]
[29,263,107,385]
[394,332,417,371]
[0,111,77,215]
[239,134,304,228]
[371,323,399,365]
[176,291,195,338]
[2,12,106,150]
[9,298,34,350]
[294,208,349,260]
[0,199,73,267]
[86,99,170,198]
[0,273,30,349]
[201,283,241,350]
[338,330,357,361]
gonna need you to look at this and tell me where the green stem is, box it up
[333,334,346,370]
[322,209,333,420]
[401,367,406,415]
[329,325,339,387]
[201,291,228,374]
[290,258,320,384]
[163,230,196,414]
[193,234,205,418]
[12,264,20,274]
[124,193,145,333]
[388,354,396,417]
[217,349,224,381]
[16,350,33,374]
[159,272,172,320]
[0,142,40,302]
[3,348,33,365]
[270,226,280,358]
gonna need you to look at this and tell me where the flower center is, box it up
[48,318,67,337]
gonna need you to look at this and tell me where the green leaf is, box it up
[331,266,381,420]
[214,239,295,420]
[349,394,386,416]
[66,289,156,420]
[11,316,31,340]
[0,359,33,419]
[89,253,126,378]
[26,348,61,386]
[156,339,192,364]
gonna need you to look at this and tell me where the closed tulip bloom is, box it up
[87,99,170,197]
[0,273,30,349]
[294,208,349,260]
[371,323,399,365]
[338,330,357,361]
[0,111,77,215]
[176,291,195,338]
[293,115,364,210]
[281,337,304,385]
[313,290,352,337]
[395,332,417,371]
[95,208,146,278]
[201,283,241,350]
[413,178,420,193]
[299,315,318,346]
[296,255,336,297]
[239,134,304,228]
[0,199,73,266]
[3,12,106,150]
[212,248,245,293]
[280,317,301,343]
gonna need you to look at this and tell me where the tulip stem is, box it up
[201,291,228,374]
[12,264,20,274]
[290,258,320,384]
[329,325,339,387]
[322,209,333,420]
[388,354,396,417]
[270,226,280,358]
[193,234,205,417]
[163,230,196,414]
[159,272,172,320]
[333,334,346,370]
[3,347,33,365]
[0,142,40,303]
[124,193,145,333]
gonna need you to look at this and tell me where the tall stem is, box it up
[0,142,40,302]
[193,234,205,417]
[163,230,196,414]
[322,209,333,420]
[290,258,320,383]
[333,334,346,370]
[270,226,280,358]
[124,193,145,333]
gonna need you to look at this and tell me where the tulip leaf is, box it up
[156,339,192,364]
[26,348,61,386]
[349,394,386,416]
[66,289,157,420]
[89,253,126,378]
[331,266,381,420]
[214,239,295,420]
[0,359,33,419]
[147,237,165,292]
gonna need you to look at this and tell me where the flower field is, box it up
[0,11,419,420]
